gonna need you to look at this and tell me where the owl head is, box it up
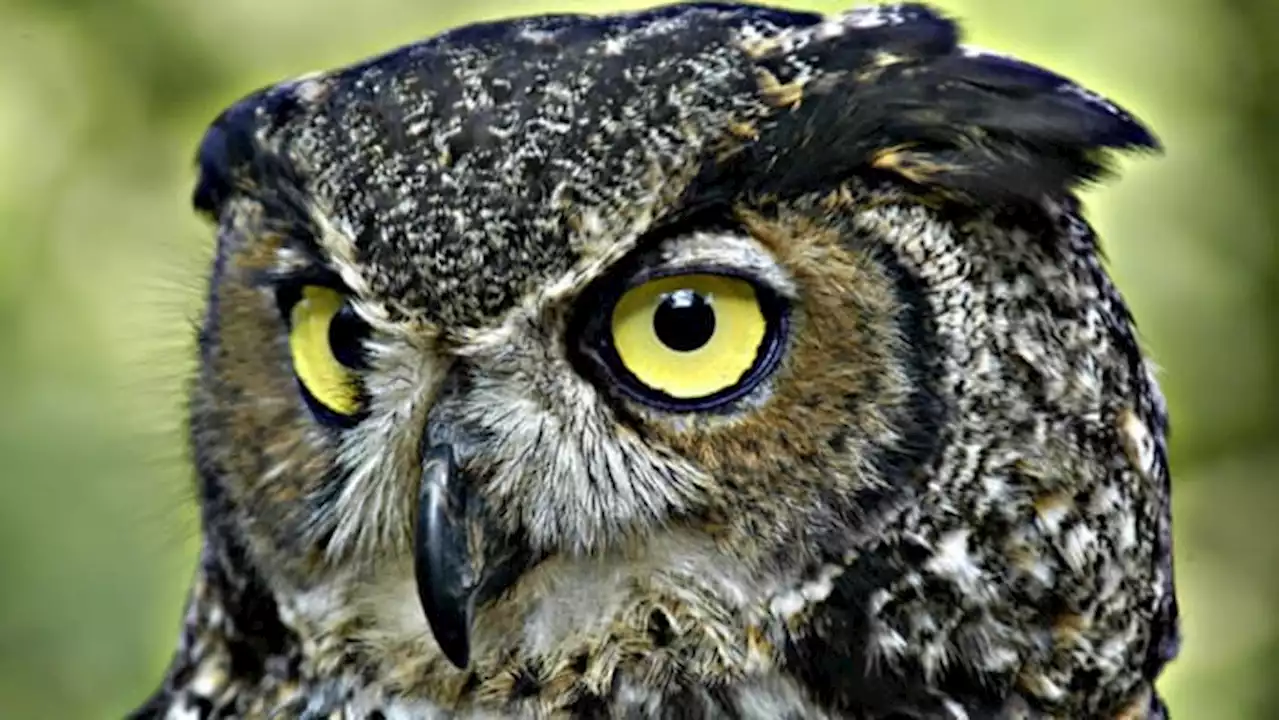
[158,2,1177,717]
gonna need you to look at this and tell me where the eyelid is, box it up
[645,232,798,301]
[273,267,347,294]
[270,268,352,323]
[249,244,347,295]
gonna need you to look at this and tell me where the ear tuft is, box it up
[713,3,1159,204]
[192,98,260,220]
[192,80,314,220]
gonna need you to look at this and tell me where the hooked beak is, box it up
[413,443,533,669]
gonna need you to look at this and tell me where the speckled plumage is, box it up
[134,3,1179,719]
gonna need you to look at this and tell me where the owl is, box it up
[130,2,1180,718]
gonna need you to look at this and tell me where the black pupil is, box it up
[653,289,716,352]
[329,304,369,369]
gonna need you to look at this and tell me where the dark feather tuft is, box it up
[193,83,307,220]
[705,3,1159,205]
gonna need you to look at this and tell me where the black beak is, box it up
[413,443,535,670]
[414,443,475,668]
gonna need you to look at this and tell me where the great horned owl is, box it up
[131,3,1180,718]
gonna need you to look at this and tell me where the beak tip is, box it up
[413,574,473,670]
[434,618,472,670]
[415,442,476,671]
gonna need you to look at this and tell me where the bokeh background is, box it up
[0,0,1273,717]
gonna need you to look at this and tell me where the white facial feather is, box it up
[328,329,444,561]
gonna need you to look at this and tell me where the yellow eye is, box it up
[609,273,777,402]
[288,285,366,418]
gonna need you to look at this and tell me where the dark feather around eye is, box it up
[569,266,790,414]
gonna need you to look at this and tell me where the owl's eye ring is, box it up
[279,284,370,426]
[586,270,788,412]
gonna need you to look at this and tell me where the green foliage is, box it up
[0,1,1272,717]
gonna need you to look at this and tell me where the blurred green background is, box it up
[0,0,1273,717]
